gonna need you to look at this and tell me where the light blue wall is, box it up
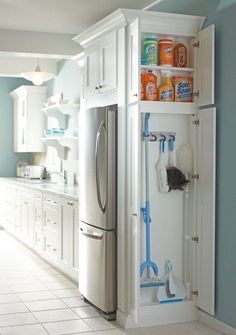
[151,0,236,328]
[46,60,80,103]
[0,78,32,177]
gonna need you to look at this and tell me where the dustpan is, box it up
[140,113,165,289]
[157,260,186,303]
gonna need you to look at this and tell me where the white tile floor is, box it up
[0,230,222,335]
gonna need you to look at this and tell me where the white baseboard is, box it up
[117,301,198,328]
[199,311,236,335]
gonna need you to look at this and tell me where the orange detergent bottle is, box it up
[144,70,158,101]
[158,72,174,102]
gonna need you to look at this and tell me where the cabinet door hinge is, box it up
[192,119,199,126]
[193,41,200,48]
[192,173,199,180]
[192,236,199,243]
[193,90,200,98]
[191,290,199,297]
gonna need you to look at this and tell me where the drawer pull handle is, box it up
[67,201,73,206]
[53,221,57,225]
[46,244,51,248]
[53,248,57,252]
[52,201,57,205]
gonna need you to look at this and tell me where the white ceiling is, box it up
[0,0,155,35]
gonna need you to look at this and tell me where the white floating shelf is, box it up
[141,65,194,73]
[42,103,80,118]
[140,101,196,115]
[42,137,78,160]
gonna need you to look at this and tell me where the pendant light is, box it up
[21,58,56,86]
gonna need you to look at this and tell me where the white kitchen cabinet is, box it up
[10,85,47,152]
[0,180,79,281]
[33,192,43,254]
[75,8,216,329]
[20,192,34,245]
[43,193,62,261]
[61,198,79,275]
[82,31,117,97]
[125,12,215,328]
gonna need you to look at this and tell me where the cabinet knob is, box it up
[133,93,138,97]
[95,86,99,90]
[99,85,103,89]
[67,201,73,206]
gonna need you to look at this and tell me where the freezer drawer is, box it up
[79,221,116,313]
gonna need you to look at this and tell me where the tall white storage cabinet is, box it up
[124,14,215,328]
[74,9,215,329]
[10,85,47,152]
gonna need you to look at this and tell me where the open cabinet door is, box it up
[197,25,215,107]
[127,105,140,323]
[196,107,216,315]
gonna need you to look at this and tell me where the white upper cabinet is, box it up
[84,42,100,97]
[197,25,215,107]
[99,31,117,93]
[196,107,216,315]
[11,86,47,153]
[83,31,117,98]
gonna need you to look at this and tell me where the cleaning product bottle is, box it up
[144,70,158,101]
[141,70,146,100]
[158,72,174,102]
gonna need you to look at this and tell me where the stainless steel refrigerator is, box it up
[79,105,117,318]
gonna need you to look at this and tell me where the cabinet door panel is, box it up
[127,105,141,322]
[14,97,27,152]
[196,107,216,315]
[61,202,74,267]
[127,18,140,104]
[197,25,215,107]
[99,31,117,93]
[84,43,100,97]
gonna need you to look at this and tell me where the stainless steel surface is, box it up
[79,221,116,312]
[79,105,117,314]
[80,105,117,231]
[80,227,104,240]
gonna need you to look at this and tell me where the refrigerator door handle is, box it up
[80,227,104,240]
[95,120,107,214]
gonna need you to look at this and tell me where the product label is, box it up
[160,89,173,101]
[146,82,157,100]
[144,43,157,64]
[165,47,172,54]
[174,77,193,102]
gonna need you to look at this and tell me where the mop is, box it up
[140,113,165,289]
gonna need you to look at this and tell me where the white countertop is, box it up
[0,178,78,201]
